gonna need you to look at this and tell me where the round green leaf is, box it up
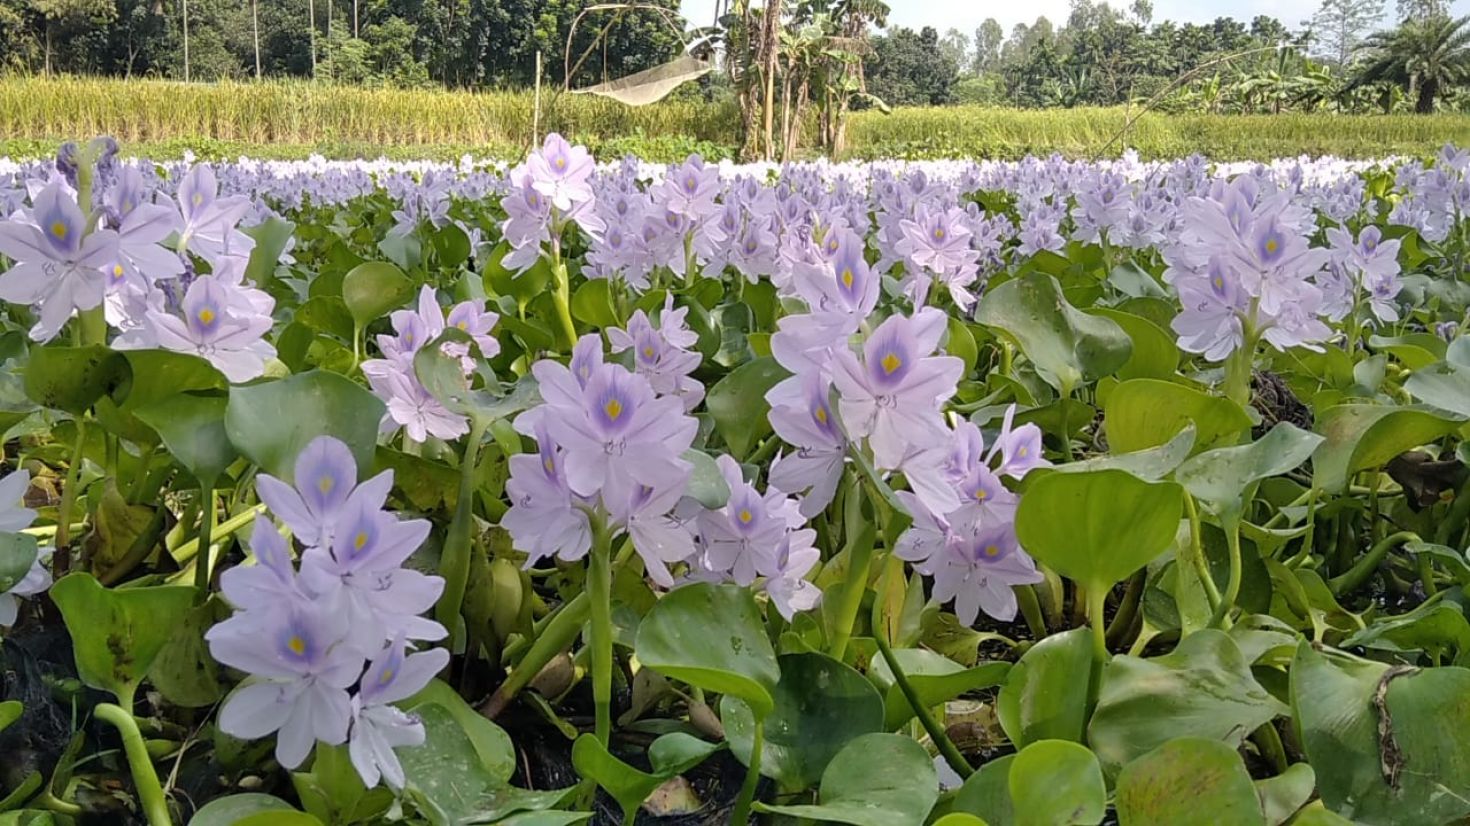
[757,733,939,826]
[188,794,305,826]
[868,649,1009,730]
[571,734,662,822]
[1088,308,1178,381]
[135,393,238,488]
[1008,740,1106,826]
[48,572,196,703]
[975,273,1131,393]
[114,350,226,412]
[996,628,1092,749]
[706,357,788,460]
[570,278,619,330]
[224,371,385,481]
[1103,378,1250,454]
[0,700,20,733]
[1175,423,1324,517]
[341,261,413,328]
[1047,425,1196,482]
[1291,641,1470,825]
[680,449,732,509]
[954,754,1015,826]
[1088,630,1287,776]
[242,216,296,285]
[23,345,132,415]
[722,652,884,789]
[1255,763,1316,826]
[0,531,39,593]
[635,582,780,718]
[403,678,517,782]
[1114,737,1265,826]
[1016,469,1183,592]
[1311,404,1464,493]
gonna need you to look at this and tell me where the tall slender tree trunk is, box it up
[761,0,781,160]
[44,22,52,76]
[182,0,190,82]
[308,0,317,77]
[252,0,261,78]
[326,0,333,80]
[1417,77,1437,113]
[353,0,358,37]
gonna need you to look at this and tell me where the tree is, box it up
[864,25,958,105]
[30,0,115,73]
[1310,0,1384,66]
[1397,0,1451,22]
[973,18,1001,74]
[1352,12,1470,111]
[938,26,968,73]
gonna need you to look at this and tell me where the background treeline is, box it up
[0,0,688,87]
[868,0,1470,114]
[3,0,1469,116]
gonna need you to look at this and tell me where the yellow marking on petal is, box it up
[287,635,306,656]
[642,345,655,358]
[975,488,988,501]
[814,406,828,425]
[841,268,854,288]
[738,509,753,524]
[555,156,567,169]
[1264,238,1279,254]
[112,264,125,277]
[1212,276,1224,289]
[379,668,395,684]
[543,456,555,473]
[50,221,67,240]
[604,399,623,420]
[192,193,203,206]
[457,320,468,330]
[317,475,334,494]
[197,307,216,325]
[1018,447,1028,458]
[933,228,946,241]
[881,352,902,375]
[353,531,369,551]
[983,544,1000,558]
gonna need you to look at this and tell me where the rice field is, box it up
[4,75,1470,161]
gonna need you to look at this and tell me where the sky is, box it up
[676,0,1328,39]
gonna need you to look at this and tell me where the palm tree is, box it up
[1351,14,1470,113]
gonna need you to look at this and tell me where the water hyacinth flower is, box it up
[767,373,847,518]
[697,456,810,587]
[920,514,1042,624]
[0,181,120,341]
[207,599,362,769]
[211,435,446,781]
[502,422,593,566]
[146,274,276,382]
[763,534,821,620]
[0,469,36,533]
[170,164,256,264]
[0,552,51,628]
[606,295,704,411]
[299,496,443,653]
[1326,224,1404,323]
[831,308,963,470]
[895,205,980,309]
[349,637,448,789]
[0,469,48,629]
[532,357,697,504]
[255,436,394,552]
[525,133,596,212]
